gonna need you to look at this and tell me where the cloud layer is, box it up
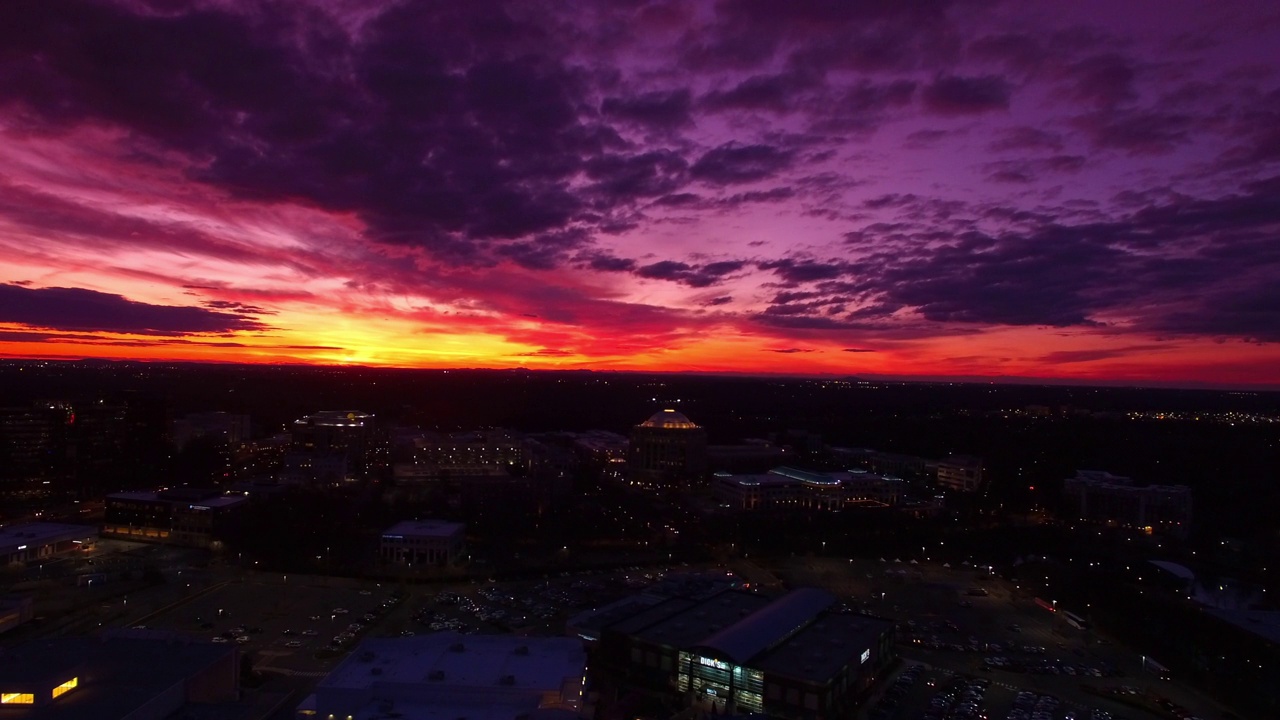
[0,0,1278,385]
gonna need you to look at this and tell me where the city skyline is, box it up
[2,1,1279,387]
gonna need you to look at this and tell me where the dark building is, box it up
[0,402,72,495]
[935,455,984,492]
[102,488,247,547]
[0,630,239,718]
[287,410,383,482]
[1062,470,1192,537]
[627,410,708,489]
[595,587,894,719]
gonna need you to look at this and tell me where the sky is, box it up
[1,0,1279,387]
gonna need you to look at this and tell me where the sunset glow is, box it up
[2,1,1279,386]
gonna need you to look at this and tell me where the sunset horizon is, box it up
[3,1,1279,388]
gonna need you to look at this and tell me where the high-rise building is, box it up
[627,409,707,489]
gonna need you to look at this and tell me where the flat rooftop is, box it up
[319,633,583,692]
[382,520,466,538]
[0,522,95,551]
[105,491,247,509]
[751,611,894,684]
[633,590,773,650]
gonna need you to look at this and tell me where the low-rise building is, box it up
[713,467,902,511]
[0,522,95,565]
[298,632,586,720]
[936,455,984,492]
[1062,470,1192,536]
[380,519,466,567]
[0,630,238,718]
[596,587,894,719]
[102,488,247,547]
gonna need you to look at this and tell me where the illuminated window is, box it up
[52,677,78,699]
[1,693,34,704]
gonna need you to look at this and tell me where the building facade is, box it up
[597,587,894,719]
[627,410,708,489]
[713,467,902,511]
[936,455,984,492]
[102,488,247,547]
[380,519,466,566]
[1062,470,1192,536]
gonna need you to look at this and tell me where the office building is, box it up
[102,488,247,547]
[1062,470,1192,536]
[627,410,707,489]
[706,441,789,474]
[0,522,95,565]
[290,410,381,480]
[0,630,238,718]
[297,632,586,720]
[380,519,466,567]
[935,455,984,492]
[170,411,251,451]
[595,587,894,719]
[714,467,901,511]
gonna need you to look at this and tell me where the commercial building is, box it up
[0,522,95,565]
[706,441,789,474]
[298,632,586,720]
[290,410,382,480]
[1062,470,1192,537]
[0,630,239,719]
[380,520,466,567]
[935,455,984,492]
[627,410,707,489]
[170,411,251,451]
[713,467,902,511]
[102,488,247,547]
[595,587,894,719]
[0,595,34,635]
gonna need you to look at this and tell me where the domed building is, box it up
[627,409,708,489]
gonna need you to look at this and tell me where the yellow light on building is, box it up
[52,677,78,699]
[1,693,34,704]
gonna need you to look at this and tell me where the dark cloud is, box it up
[514,349,575,357]
[580,252,636,273]
[701,72,815,113]
[758,258,852,284]
[0,284,269,336]
[702,295,734,307]
[766,347,817,353]
[1066,54,1137,109]
[922,74,1012,115]
[983,155,1085,183]
[989,126,1064,152]
[842,347,878,353]
[601,89,693,128]
[1075,109,1196,154]
[636,259,747,287]
[690,143,796,184]
[584,150,688,202]
[1035,345,1168,364]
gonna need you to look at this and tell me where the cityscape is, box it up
[0,361,1277,720]
[1,2,1279,720]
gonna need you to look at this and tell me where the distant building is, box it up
[714,467,902,511]
[0,402,72,491]
[102,488,247,547]
[936,455,984,492]
[627,410,708,489]
[707,441,789,474]
[170,411,251,451]
[1062,470,1192,536]
[380,519,466,567]
[412,429,528,470]
[0,630,239,717]
[0,595,34,635]
[0,522,95,565]
[298,632,586,720]
[290,410,380,479]
[595,587,894,719]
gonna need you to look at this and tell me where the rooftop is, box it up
[751,611,894,684]
[694,588,837,664]
[318,633,584,692]
[0,522,94,551]
[382,520,466,539]
[105,491,248,510]
[639,409,700,430]
[633,590,772,650]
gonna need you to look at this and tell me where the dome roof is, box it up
[640,409,699,429]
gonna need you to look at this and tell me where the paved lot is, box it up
[768,556,1233,720]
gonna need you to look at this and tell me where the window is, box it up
[52,677,78,700]
[1,693,34,704]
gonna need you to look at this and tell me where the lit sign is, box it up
[382,535,404,540]
[190,506,210,511]
[16,545,26,551]
[698,657,730,670]
[860,649,870,664]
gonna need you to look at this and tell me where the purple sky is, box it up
[1,0,1278,385]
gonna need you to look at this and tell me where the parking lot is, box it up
[768,556,1230,720]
